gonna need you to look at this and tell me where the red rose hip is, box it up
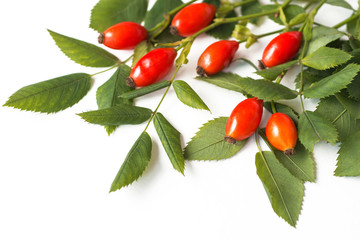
[170,3,216,37]
[98,22,148,50]
[225,97,264,143]
[261,31,302,68]
[126,48,177,88]
[265,112,297,155]
[197,40,239,76]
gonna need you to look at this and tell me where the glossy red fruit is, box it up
[261,31,302,68]
[225,97,264,143]
[265,112,297,155]
[170,3,216,37]
[98,22,148,50]
[197,40,239,76]
[126,48,177,88]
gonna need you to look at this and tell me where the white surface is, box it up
[1,0,360,239]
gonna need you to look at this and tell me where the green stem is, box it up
[90,63,120,77]
[333,12,360,29]
[271,101,277,114]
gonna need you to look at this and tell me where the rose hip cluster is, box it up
[98,2,302,155]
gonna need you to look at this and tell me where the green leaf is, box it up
[302,47,353,70]
[347,73,360,99]
[144,0,183,30]
[326,0,354,10]
[195,72,250,96]
[315,95,360,142]
[306,26,344,55]
[241,0,262,25]
[207,10,237,40]
[4,73,92,113]
[294,66,333,91]
[239,79,298,101]
[78,104,152,126]
[255,151,304,227]
[110,132,152,192]
[255,60,298,81]
[347,14,360,40]
[132,40,154,67]
[303,63,360,98]
[203,0,220,8]
[264,4,305,26]
[264,102,299,124]
[298,111,338,151]
[90,0,148,32]
[96,65,133,135]
[48,29,119,67]
[153,113,185,174]
[173,80,210,111]
[288,12,308,26]
[334,129,360,176]
[120,80,171,99]
[184,117,246,160]
[335,91,360,119]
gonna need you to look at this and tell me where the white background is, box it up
[1,0,360,239]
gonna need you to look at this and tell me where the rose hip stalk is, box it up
[265,112,297,155]
[98,22,148,50]
[225,97,264,144]
[261,31,302,68]
[170,3,216,37]
[126,48,177,88]
[197,40,239,76]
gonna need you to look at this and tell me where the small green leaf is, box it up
[78,104,152,126]
[144,0,183,30]
[207,10,237,40]
[90,0,148,32]
[326,0,354,10]
[255,60,298,81]
[120,80,171,99]
[184,117,246,160]
[306,26,344,55]
[48,29,119,67]
[96,65,133,135]
[110,132,152,192]
[298,111,338,151]
[255,151,304,227]
[264,4,305,26]
[303,63,360,99]
[347,73,360,99]
[335,91,360,119]
[132,41,154,67]
[4,73,92,113]
[334,129,360,176]
[302,47,353,70]
[315,96,360,142]
[173,80,210,112]
[241,0,262,25]
[289,12,308,26]
[154,113,185,175]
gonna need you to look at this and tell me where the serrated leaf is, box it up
[335,91,360,119]
[302,47,352,70]
[315,95,360,142]
[294,66,333,90]
[326,0,354,10]
[298,111,338,151]
[4,73,92,113]
[132,40,154,67]
[255,60,298,81]
[154,113,185,174]
[48,29,119,67]
[144,0,183,30]
[96,65,133,134]
[78,104,152,126]
[334,129,360,176]
[90,0,148,32]
[255,151,304,227]
[347,73,360,99]
[306,26,344,55]
[303,63,360,98]
[110,132,152,192]
[120,80,171,99]
[173,80,210,111]
[207,10,237,40]
[184,117,246,160]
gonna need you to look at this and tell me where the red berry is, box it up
[225,97,264,143]
[197,40,239,76]
[262,31,302,68]
[127,48,177,88]
[265,112,297,155]
[170,3,216,37]
[99,22,148,50]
